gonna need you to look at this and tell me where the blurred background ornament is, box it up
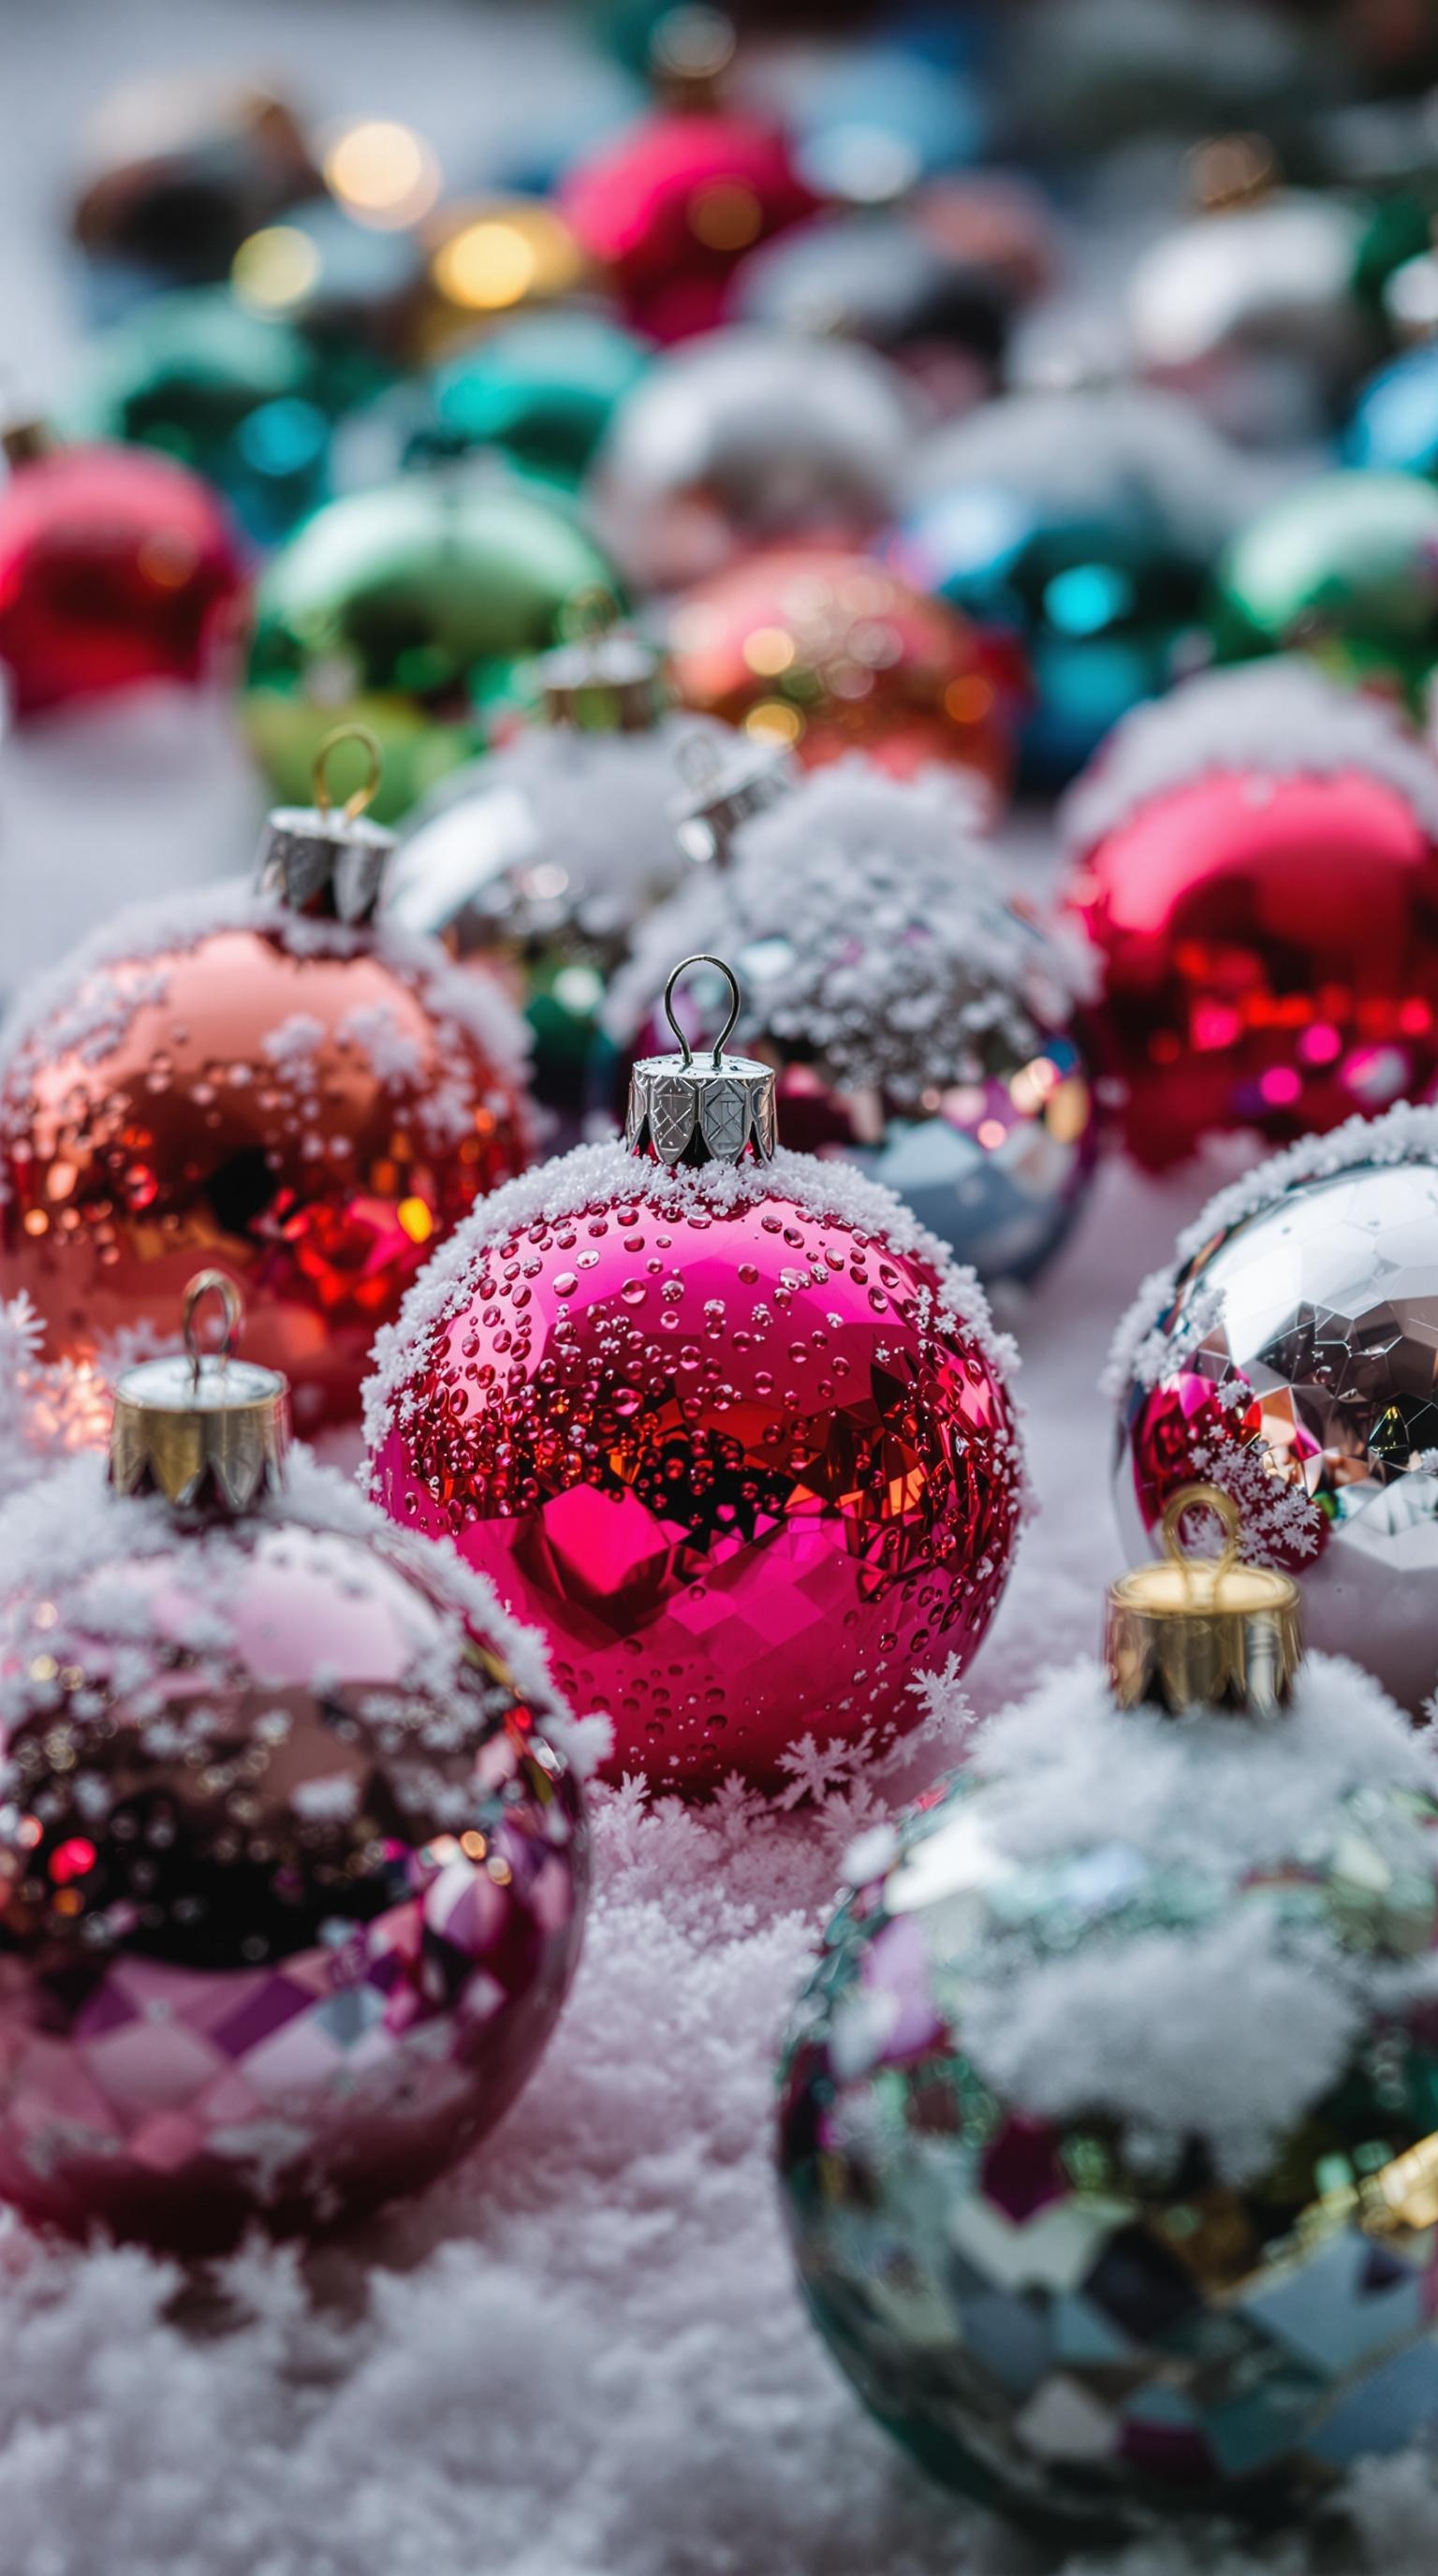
[230,195,433,409]
[743,31,985,206]
[1344,338,1438,483]
[589,326,914,593]
[561,6,816,341]
[1111,1111,1438,1712]
[417,194,593,360]
[0,423,245,719]
[386,617,732,1125]
[410,309,654,490]
[68,72,317,316]
[1063,659,1438,1169]
[1125,135,1379,447]
[996,0,1317,162]
[0,732,534,1432]
[664,543,1014,804]
[780,1499,1438,2537]
[242,472,619,822]
[608,759,1097,1283]
[890,381,1248,786]
[0,1279,587,2253]
[367,955,1026,1794]
[1213,468,1438,709]
[61,287,331,547]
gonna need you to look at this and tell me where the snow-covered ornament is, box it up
[1062,659,1438,1170]
[1110,1101,1438,1713]
[607,761,1098,1286]
[780,1488,1438,2538]
[384,613,733,1130]
[889,382,1250,786]
[0,727,533,1433]
[0,1272,590,2253]
[366,955,1025,1796]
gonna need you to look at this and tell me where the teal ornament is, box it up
[413,310,653,489]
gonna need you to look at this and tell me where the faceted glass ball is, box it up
[779,1718,1438,2540]
[0,1486,587,2253]
[0,442,245,719]
[0,912,531,1433]
[1115,1157,1438,1713]
[242,476,619,823]
[369,1157,1023,1793]
[1065,767,1438,1171]
[1214,472,1438,710]
[665,546,1012,808]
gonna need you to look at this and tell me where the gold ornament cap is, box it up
[670,729,795,868]
[1106,1484,1302,1719]
[255,724,394,925]
[536,590,668,733]
[110,1272,289,1512]
[627,955,777,1169]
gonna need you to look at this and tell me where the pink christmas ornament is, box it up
[366,959,1025,1797]
[0,1275,588,2253]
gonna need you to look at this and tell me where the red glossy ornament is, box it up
[666,545,1014,811]
[0,1280,586,2253]
[0,734,533,1432]
[0,436,244,718]
[1062,662,1438,1171]
[366,959,1025,1796]
[562,111,815,342]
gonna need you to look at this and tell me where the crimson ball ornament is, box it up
[1062,660,1438,1170]
[0,1280,587,2253]
[0,432,244,719]
[0,735,533,1432]
[366,958,1025,1795]
[1110,1109,1438,1715]
[68,73,316,306]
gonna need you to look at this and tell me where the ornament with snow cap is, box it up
[888,382,1250,787]
[366,953,1025,1796]
[0,1272,588,2254]
[605,760,1098,1286]
[1214,469,1438,710]
[1111,1100,1438,1714]
[1062,659,1438,1171]
[588,326,914,597]
[384,606,735,1131]
[779,1487,1438,2539]
[0,727,533,1434]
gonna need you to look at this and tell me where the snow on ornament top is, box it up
[1062,655,1438,855]
[906,379,1250,557]
[365,954,1026,1795]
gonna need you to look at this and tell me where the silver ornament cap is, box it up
[110,1271,290,1513]
[669,730,795,868]
[536,590,668,733]
[255,723,394,925]
[626,956,777,1169]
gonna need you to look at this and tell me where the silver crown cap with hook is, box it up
[626,955,778,1167]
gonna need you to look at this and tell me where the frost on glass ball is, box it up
[1110,1108,1438,1712]
[0,1451,588,2252]
[780,1650,1438,2539]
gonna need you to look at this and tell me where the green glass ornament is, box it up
[242,474,621,821]
[1214,469,1438,708]
[415,310,653,490]
[62,286,330,546]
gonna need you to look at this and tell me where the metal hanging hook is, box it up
[558,582,619,645]
[1160,1483,1242,1600]
[182,1270,244,1389]
[312,723,383,824]
[663,954,741,1071]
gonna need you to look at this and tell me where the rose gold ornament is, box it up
[367,956,1025,1797]
[0,729,533,1432]
[0,1274,587,2253]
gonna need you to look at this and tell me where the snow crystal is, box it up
[1062,657,1438,856]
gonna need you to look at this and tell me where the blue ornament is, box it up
[1345,341,1438,481]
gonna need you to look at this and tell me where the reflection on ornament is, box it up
[320,119,441,231]
[69,74,316,307]
[1112,1114,1438,1711]
[415,310,653,489]
[590,326,911,593]
[0,431,244,718]
[0,734,533,1431]
[63,287,330,547]
[1063,660,1438,1168]
[666,544,1012,806]
[892,383,1243,784]
[1345,341,1438,482]
[781,1507,1438,2538]
[367,957,1025,1794]
[419,198,591,358]
[242,473,619,822]
[0,1282,586,2252]
[1215,471,1438,707]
